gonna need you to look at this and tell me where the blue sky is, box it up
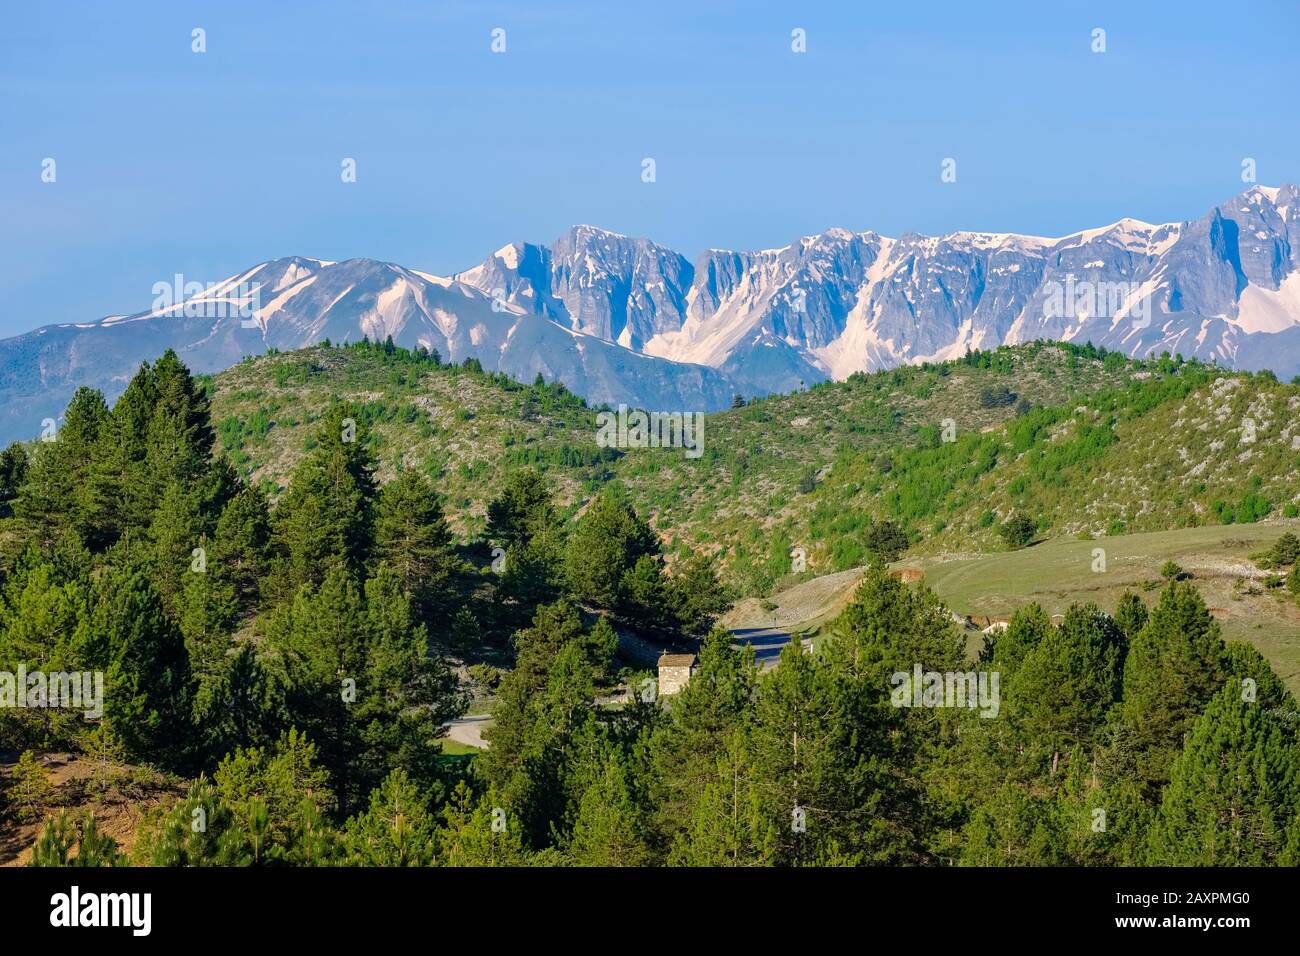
[2,0,1297,338]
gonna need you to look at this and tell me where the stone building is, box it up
[657,653,697,697]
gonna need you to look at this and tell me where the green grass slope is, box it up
[206,345,612,533]
[207,341,1299,604]
[917,524,1300,693]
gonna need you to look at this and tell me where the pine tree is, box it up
[448,606,482,656]
[0,442,28,518]
[29,811,123,867]
[262,566,464,812]
[564,489,659,609]
[262,569,369,798]
[480,601,586,795]
[0,559,94,748]
[343,769,437,866]
[373,469,459,620]
[105,362,160,533]
[617,553,672,630]
[497,524,567,626]
[649,628,757,844]
[134,778,240,866]
[93,564,194,769]
[147,479,207,613]
[823,563,966,687]
[1112,591,1148,640]
[980,602,1051,681]
[358,563,466,793]
[1057,602,1127,704]
[525,642,597,843]
[582,616,619,677]
[1087,770,1151,867]
[1146,685,1300,865]
[567,750,653,866]
[14,387,115,551]
[6,750,53,822]
[668,731,773,866]
[1119,581,1227,788]
[194,644,283,762]
[816,564,964,862]
[959,783,1061,866]
[666,553,732,638]
[213,730,334,847]
[485,468,556,551]
[1268,531,1300,567]
[481,604,595,847]
[1047,745,1112,865]
[209,485,271,611]
[269,406,378,595]
[145,349,217,491]
[1223,641,1297,721]
[485,470,567,625]
[83,723,128,796]
[863,519,911,562]
[436,781,530,866]
[285,796,341,865]
[1006,604,1121,779]
[177,553,239,691]
[744,639,840,865]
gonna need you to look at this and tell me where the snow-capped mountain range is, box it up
[2,184,1299,444]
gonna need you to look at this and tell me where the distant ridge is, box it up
[2,185,1299,443]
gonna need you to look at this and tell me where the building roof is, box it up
[657,653,697,667]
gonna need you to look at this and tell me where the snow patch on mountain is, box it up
[1236,271,1300,334]
[3,186,1300,447]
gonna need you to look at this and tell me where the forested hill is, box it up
[200,339,1298,597]
[1,342,1298,868]
[0,345,730,863]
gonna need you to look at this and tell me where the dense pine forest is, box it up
[1,346,1298,866]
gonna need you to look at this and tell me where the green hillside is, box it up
[205,340,1299,599]
[834,364,1300,554]
[737,524,1300,695]
[206,345,610,530]
[918,524,1300,691]
[5,339,1300,870]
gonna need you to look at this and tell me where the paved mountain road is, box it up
[729,626,811,669]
